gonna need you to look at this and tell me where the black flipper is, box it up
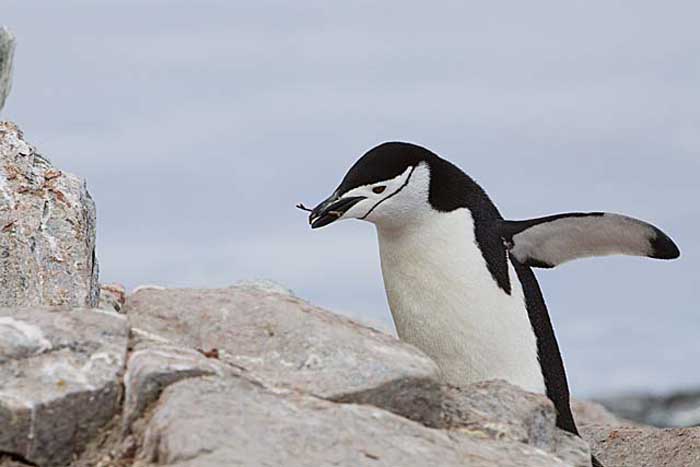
[499,212,679,268]
[512,258,605,466]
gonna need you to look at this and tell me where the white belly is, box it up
[377,208,545,394]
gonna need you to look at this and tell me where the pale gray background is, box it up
[3,1,698,396]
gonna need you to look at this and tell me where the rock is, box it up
[338,378,591,467]
[597,391,700,428]
[125,287,590,466]
[581,425,700,467]
[0,457,32,467]
[140,376,570,467]
[125,286,440,399]
[454,384,591,466]
[0,27,14,112]
[553,431,594,467]
[0,122,99,308]
[0,307,128,467]
[572,399,626,426]
[122,344,229,433]
[98,283,126,313]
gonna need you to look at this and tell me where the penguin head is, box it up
[309,142,453,230]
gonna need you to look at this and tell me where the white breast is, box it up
[377,208,545,394]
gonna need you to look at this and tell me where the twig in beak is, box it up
[296,203,313,212]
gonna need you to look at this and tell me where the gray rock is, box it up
[140,376,569,467]
[337,378,590,466]
[0,457,32,467]
[572,399,626,427]
[126,287,591,466]
[125,286,440,399]
[0,122,99,308]
[581,424,700,467]
[122,344,229,433]
[98,283,126,313]
[553,431,594,467]
[0,307,128,467]
[339,378,555,438]
[0,27,14,112]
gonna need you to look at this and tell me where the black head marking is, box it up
[340,141,512,294]
[337,142,429,194]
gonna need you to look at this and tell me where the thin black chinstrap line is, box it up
[359,165,416,220]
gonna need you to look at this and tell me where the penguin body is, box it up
[377,191,544,393]
[306,142,679,462]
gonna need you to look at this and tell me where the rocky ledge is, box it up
[0,285,588,467]
[1,285,699,467]
[1,123,699,467]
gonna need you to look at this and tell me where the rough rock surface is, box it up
[4,274,690,467]
[582,425,700,467]
[337,378,591,466]
[99,283,126,313]
[0,307,128,467]
[572,399,626,427]
[140,376,569,467]
[0,27,13,112]
[122,344,229,433]
[0,122,99,307]
[125,286,590,467]
[125,286,441,400]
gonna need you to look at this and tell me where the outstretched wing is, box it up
[499,212,680,268]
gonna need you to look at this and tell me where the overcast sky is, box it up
[3,1,699,396]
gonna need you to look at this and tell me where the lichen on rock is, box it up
[0,122,99,308]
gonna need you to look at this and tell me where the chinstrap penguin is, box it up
[304,142,679,467]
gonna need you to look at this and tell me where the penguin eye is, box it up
[372,186,386,194]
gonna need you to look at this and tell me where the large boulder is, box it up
[0,122,99,308]
[0,307,128,467]
[125,286,441,400]
[0,27,13,112]
[139,376,570,467]
[125,286,591,467]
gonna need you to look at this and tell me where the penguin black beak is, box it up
[309,195,366,229]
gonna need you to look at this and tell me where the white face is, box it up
[315,162,433,230]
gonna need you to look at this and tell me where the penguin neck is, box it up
[375,208,546,394]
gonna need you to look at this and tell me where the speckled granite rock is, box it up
[122,345,229,433]
[0,122,99,307]
[124,286,441,400]
[338,378,591,467]
[98,283,126,313]
[572,399,626,426]
[0,27,14,112]
[581,425,700,467]
[124,286,591,467]
[0,307,128,467]
[139,376,570,467]
[5,280,679,467]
